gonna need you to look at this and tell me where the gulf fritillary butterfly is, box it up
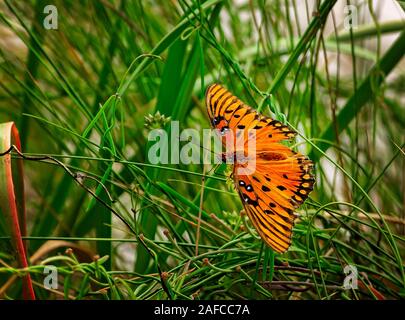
[205,83,315,253]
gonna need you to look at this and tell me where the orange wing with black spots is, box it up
[205,83,296,142]
[205,83,315,253]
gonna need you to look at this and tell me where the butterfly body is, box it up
[206,83,315,253]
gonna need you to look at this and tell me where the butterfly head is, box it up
[212,116,230,135]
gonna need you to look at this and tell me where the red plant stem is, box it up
[1,122,35,299]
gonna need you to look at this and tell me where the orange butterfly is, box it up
[205,83,314,253]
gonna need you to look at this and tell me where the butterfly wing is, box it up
[205,83,296,142]
[205,83,315,253]
[235,151,314,253]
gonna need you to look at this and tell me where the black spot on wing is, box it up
[261,185,270,192]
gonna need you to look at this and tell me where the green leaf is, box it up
[310,30,405,160]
